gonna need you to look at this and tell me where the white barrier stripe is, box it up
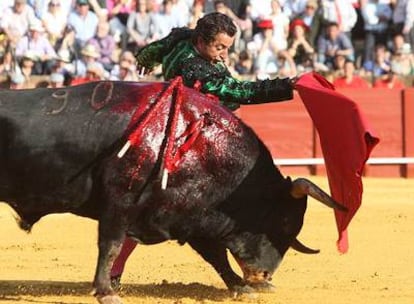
[273,157,414,166]
[366,157,414,164]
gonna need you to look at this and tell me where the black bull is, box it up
[0,80,346,303]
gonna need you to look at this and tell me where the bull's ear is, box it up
[291,238,320,254]
[290,178,347,211]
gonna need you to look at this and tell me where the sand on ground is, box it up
[0,177,413,304]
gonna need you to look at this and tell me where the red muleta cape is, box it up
[295,72,380,253]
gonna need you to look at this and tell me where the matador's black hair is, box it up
[193,12,237,44]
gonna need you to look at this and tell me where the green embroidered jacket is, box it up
[136,28,294,111]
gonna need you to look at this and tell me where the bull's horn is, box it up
[290,178,347,211]
[291,238,320,254]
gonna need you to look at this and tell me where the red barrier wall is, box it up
[240,92,313,175]
[403,89,414,177]
[240,88,414,178]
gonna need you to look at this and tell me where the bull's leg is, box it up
[188,238,245,291]
[93,216,125,304]
[110,237,138,289]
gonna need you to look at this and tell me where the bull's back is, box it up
[0,82,161,203]
[0,80,262,225]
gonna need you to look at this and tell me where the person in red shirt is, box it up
[373,69,406,89]
[333,59,370,88]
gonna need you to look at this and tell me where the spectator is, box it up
[203,0,216,13]
[107,0,135,40]
[41,0,68,47]
[15,19,57,74]
[28,0,51,18]
[188,0,205,29]
[0,32,10,54]
[287,18,314,72]
[320,0,357,38]
[390,43,414,76]
[71,61,105,84]
[126,0,156,51]
[27,0,73,19]
[297,0,325,48]
[152,0,181,40]
[0,45,16,76]
[391,0,414,51]
[234,50,254,75]
[59,0,74,16]
[170,0,192,28]
[269,0,290,51]
[9,72,26,89]
[73,42,104,77]
[373,69,406,88]
[276,50,298,78]
[18,51,36,87]
[88,20,117,71]
[67,0,99,48]
[360,0,393,64]
[87,0,108,18]
[110,62,139,81]
[48,72,65,87]
[117,59,139,81]
[0,1,16,13]
[283,0,308,21]
[249,0,272,20]
[362,43,391,78]
[1,0,36,45]
[110,50,138,81]
[52,48,74,84]
[332,53,347,76]
[317,21,354,69]
[221,0,251,22]
[390,32,406,55]
[220,0,253,51]
[55,25,78,64]
[333,59,371,88]
[213,1,252,53]
[251,19,280,77]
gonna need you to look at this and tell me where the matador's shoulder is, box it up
[180,57,230,83]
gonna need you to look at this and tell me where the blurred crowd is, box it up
[0,0,413,90]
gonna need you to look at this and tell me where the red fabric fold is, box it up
[296,72,380,253]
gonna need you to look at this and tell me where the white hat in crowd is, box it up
[86,62,104,77]
[81,44,100,58]
[29,19,45,32]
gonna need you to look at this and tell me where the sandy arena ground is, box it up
[0,177,413,304]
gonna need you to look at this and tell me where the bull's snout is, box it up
[227,232,282,286]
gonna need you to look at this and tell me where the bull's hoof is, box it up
[248,281,277,293]
[96,294,123,304]
[231,285,258,300]
[110,275,122,291]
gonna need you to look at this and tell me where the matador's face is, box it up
[195,32,235,64]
